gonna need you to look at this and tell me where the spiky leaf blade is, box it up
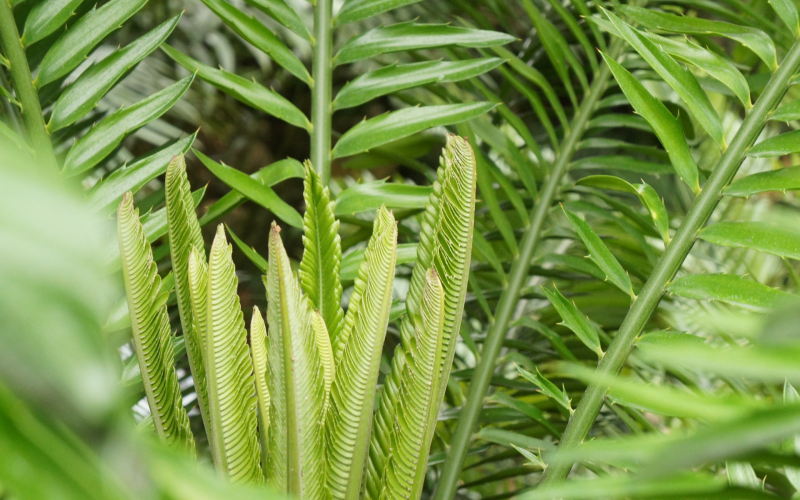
[117,193,194,454]
[327,207,397,500]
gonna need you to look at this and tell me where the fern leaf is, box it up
[366,135,477,499]
[266,223,328,498]
[380,269,445,500]
[299,161,344,345]
[117,192,194,455]
[326,206,397,500]
[249,306,270,479]
[204,225,262,483]
[165,154,212,439]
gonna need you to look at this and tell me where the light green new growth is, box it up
[117,192,194,455]
[326,206,398,500]
[204,225,262,483]
[366,135,477,500]
[266,223,329,498]
[165,153,212,441]
[249,306,270,478]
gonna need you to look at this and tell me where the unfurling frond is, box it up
[204,225,262,483]
[117,192,194,455]
[266,223,327,498]
[249,306,270,479]
[380,269,445,500]
[300,161,344,346]
[367,135,477,499]
[165,153,212,438]
[326,206,397,500]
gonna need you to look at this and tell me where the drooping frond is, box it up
[299,161,344,345]
[117,192,194,455]
[326,206,397,500]
[266,223,327,498]
[380,269,445,500]
[204,225,262,483]
[366,135,477,499]
[165,153,211,436]
[249,306,270,478]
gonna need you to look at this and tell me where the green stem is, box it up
[540,36,800,485]
[432,37,625,500]
[0,0,57,172]
[310,0,333,185]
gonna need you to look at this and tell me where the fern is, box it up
[326,206,398,500]
[117,192,194,455]
[204,226,262,483]
[266,223,329,497]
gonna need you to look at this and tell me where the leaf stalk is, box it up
[310,0,333,185]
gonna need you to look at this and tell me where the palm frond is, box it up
[299,161,344,345]
[326,206,397,500]
[117,192,194,455]
[204,225,262,483]
[266,223,327,497]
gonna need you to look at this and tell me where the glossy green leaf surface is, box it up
[200,0,311,84]
[333,58,503,110]
[49,16,180,132]
[768,0,800,37]
[36,0,148,87]
[87,134,195,216]
[333,22,515,65]
[335,0,423,26]
[195,149,303,228]
[332,103,494,159]
[617,5,778,70]
[601,52,699,192]
[770,100,800,121]
[63,76,193,177]
[541,286,602,355]
[725,166,800,196]
[21,0,84,47]
[699,221,800,259]
[518,367,572,414]
[245,0,311,41]
[162,44,310,130]
[570,156,674,175]
[668,274,800,311]
[748,130,800,157]
[227,225,268,273]
[334,179,431,215]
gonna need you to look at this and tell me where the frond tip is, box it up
[117,192,195,455]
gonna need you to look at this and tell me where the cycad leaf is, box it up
[200,0,311,84]
[367,135,476,499]
[768,0,800,37]
[667,274,800,311]
[541,285,602,356]
[36,0,148,87]
[249,306,270,476]
[48,15,181,132]
[699,222,800,260]
[747,130,800,157]
[22,0,84,47]
[326,207,397,500]
[725,166,800,197]
[603,9,725,148]
[63,76,193,177]
[334,180,431,215]
[165,154,212,437]
[379,269,445,500]
[266,224,327,497]
[601,52,700,193]
[205,225,263,483]
[770,100,800,122]
[562,207,634,298]
[331,103,495,159]
[333,22,515,65]
[335,0,423,26]
[117,192,194,454]
[299,162,344,344]
[245,0,311,41]
[617,5,778,71]
[332,58,503,111]
[162,45,311,130]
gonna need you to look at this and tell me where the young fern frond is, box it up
[117,192,194,455]
[380,269,445,500]
[326,206,397,500]
[165,154,211,437]
[204,225,262,483]
[367,135,477,499]
[299,161,344,345]
[249,306,270,479]
[266,223,329,498]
